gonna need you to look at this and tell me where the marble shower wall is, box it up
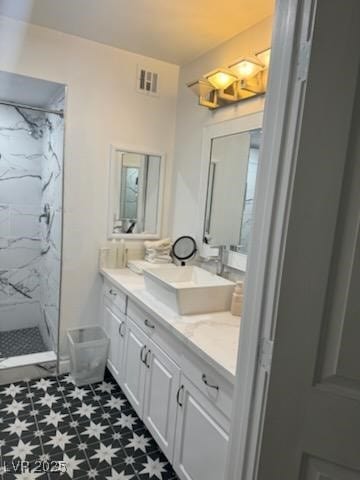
[39,95,64,352]
[0,100,64,354]
[0,105,44,332]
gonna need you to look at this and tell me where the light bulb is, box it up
[205,69,238,90]
[230,58,263,80]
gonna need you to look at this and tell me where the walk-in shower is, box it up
[0,71,65,372]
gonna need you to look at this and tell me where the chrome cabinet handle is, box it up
[119,321,126,337]
[121,321,126,337]
[109,289,117,296]
[176,385,184,407]
[140,345,147,364]
[145,350,151,368]
[202,374,219,391]
[144,319,155,329]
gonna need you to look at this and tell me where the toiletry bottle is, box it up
[231,281,244,316]
[107,239,117,268]
[99,248,110,269]
[117,239,125,268]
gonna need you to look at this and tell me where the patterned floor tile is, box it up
[68,401,102,424]
[108,411,144,437]
[40,427,79,455]
[3,472,49,480]
[48,448,89,479]
[0,370,179,480]
[0,415,37,443]
[1,436,43,462]
[27,377,58,392]
[76,418,114,446]
[33,391,64,412]
[0,398,33,419]
[93,462,137,479]
[0,382,28,402]
[133,450,177,480]
[35,406,72,432]
[121,428,159,459]
[85,438,125,471]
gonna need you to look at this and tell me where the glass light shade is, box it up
[187,79,214,97]
[230,58,263,80]
[205,69,238,90]
[256,48,271,68]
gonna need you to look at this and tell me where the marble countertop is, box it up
[100,267,241,383]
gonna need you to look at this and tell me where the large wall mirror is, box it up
[199,112,263,269]
[108,146,165,238]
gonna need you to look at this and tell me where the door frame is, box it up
[226,0,320,478]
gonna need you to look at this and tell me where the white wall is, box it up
[170,17,273,240]
[0,16,179,357]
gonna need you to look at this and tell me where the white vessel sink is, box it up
[143,266,234,315]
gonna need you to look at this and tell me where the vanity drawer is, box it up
[127,298,158,336]
[103,281,127,314]
[181,354,234,420]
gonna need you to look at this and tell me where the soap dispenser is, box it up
[231,281,244,316]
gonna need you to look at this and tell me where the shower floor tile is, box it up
[0,327,46,358]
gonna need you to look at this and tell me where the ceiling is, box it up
[0,71,64,107]
[0,0,274,65]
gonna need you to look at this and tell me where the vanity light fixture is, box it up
[187,48,271,110]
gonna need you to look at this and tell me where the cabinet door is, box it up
[174,376,230,480]
[143,339,180,462]
[103,300,126,382]
[122,317,148,417]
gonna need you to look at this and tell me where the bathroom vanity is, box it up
[99,267,240,480]
[98,112,263,479]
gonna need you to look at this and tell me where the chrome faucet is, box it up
[202,245,228,276]
[212,245,228,275]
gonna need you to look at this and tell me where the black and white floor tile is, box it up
[0,371,179,480]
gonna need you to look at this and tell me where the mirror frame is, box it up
[198,111,263,271]
[107,144,166,239]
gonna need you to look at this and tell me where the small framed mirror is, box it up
[108,146,165,239]
[199,112,263,269]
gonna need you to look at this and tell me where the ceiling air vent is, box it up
[137,66,159,96]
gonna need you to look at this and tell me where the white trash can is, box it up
[67,326,109,386]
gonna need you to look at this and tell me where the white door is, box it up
[143,339,180,462]
[122,317,148,417]
[102,300,126,381]
[255,1,360,478]
[174,375,229,480]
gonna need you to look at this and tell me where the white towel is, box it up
[144,238,172,250]
[145,256,173,264]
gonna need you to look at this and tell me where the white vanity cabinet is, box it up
[122,317,148,416]
[122,315,181,461]
[143,338,181,461]
[174,375,230,480]
[102,299,126,382]
[102,282,127,385]
[101,276,233,480]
